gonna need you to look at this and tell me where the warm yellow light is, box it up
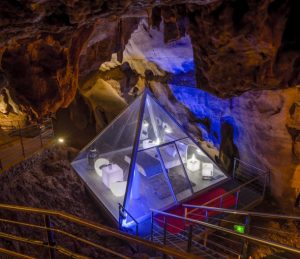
[58,138,64,143]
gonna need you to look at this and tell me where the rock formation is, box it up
[0,0,299,208]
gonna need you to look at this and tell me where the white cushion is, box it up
[94,158,109,177]
[110,181,127,197]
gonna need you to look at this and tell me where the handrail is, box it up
[151,209,300,255]
[204,173,266,206]
[234,158,267,173]
[0,247,35,259]
[184,172,268,217]
[0,203,195,259]
[182,205,300,221]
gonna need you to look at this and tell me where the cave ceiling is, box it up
[0,0,299,116]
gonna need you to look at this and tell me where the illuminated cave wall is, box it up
[101,19,299,206]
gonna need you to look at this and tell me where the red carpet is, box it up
[155,187,235,234]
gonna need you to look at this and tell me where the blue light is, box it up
[169,84,239,147]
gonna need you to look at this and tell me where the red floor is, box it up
[156,187,235,234]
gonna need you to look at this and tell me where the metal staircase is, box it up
[0,203,195,259]
[131,158,300,259]
[148,208,300,259]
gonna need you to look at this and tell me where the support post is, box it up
[219,196,223,208]
[205,209,208,222]
[150,212,154,242]
[235,190,240,209]
[233,157,237,179]
[163,217,167,259]
[187,225,193,252]
[18,123,25,158]
[203,229,208,247]
[242,215,251,259]
[44,215,55,259]
[39,124,43,147]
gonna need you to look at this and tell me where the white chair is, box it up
[202,163,214,180]
[94,158,109,177]
[110,181,127,197]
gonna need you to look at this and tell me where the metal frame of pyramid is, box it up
[72,88,228,225]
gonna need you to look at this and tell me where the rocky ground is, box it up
[0,146,141,258]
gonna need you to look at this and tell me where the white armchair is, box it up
[202,163,214,180]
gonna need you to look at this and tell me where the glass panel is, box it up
[158,143,193,201]
[71,95,142,220]
[124,147,176,224]
[175,138,227,193]
[138,94,187,151]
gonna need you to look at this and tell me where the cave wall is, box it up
[187,0,300,97]
[0,0,299,208]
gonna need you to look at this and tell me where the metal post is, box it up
[150,212,154,242]
[242,215,251,259]
[163,217,167,259]
[235,190,240,209]
[233,157,237,179]
[203,229,208,247]
[187,225,193,252]
[205,209,208,222]
[39,124,43,147]
[262,173,268,198]
[44,215,55,259]
[50,118,55,138]
[18,123,25,158]
[163,217,167,245]
[219,196,223,208]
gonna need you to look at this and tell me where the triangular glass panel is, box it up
[123,92,227,225]
[138,94,188,151]
[72,90,228,228]
[72,95,143,219]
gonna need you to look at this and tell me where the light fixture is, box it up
[58,137,64,144]
[164,127,172,134]
[156,138,160,145]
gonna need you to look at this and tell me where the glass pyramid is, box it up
[72,89,227,224]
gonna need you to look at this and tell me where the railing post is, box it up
[262,172,268,199]
[50,118,55,138]
[44,215,55,259]
[242,215,251,259]
[151,211,154,242]
[235,190,240,209]
[39,124,43,147]
[219,196,223,208]
[205,209,208,222]
[163,217,167,245]
[233,157,237,179]
[203,229,208,247]
[18,123,25,158]
[187,224,193,252]
[163,217,167,259]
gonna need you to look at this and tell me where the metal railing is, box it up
[118,203,139,236]
[0,118,54,172]
[184,157,270,220]
[0,203,196,259]
[150,209,300,259]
